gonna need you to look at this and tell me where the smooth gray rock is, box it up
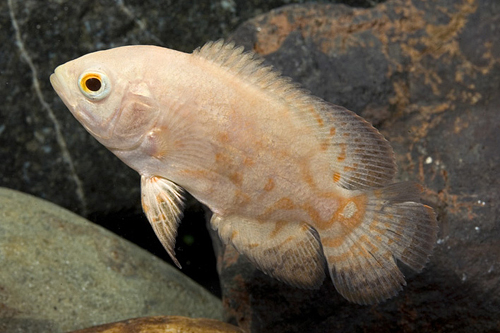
[0,187,222,333]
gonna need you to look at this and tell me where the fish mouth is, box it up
[50,66,76,110]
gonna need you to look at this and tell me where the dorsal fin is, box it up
[193,40,301,100]
[193,40,396,190]
[318,103,396,189]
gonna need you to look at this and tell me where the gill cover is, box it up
[110,81,161,149]
[75,67,161,150]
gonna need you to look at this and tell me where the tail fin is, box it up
[322,182,438,304]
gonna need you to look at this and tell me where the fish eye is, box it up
[85,77,101,91]
[78,71,111,101]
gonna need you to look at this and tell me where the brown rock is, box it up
[69,316,244,333]
[216,0,500,331]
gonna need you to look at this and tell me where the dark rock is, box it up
[0,188,222,332]
[214,0,500,331]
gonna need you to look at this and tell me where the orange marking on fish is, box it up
[273,197,295,210]
[327,248,355,262]
[260,197,296,220]
[356,244,371,259]
[337,143,347,162]
[215,152,225,163]
[333,172,341,182]
[358,234,378,255]
[320,140,329,151]
[330,127,336,136]
[270,220,287,238]
[316,116,324,127]
[336,196,367,231]
[248,243,260,249]
[368,221,383,234]
[234,190,251,206]
[231,230,238,240]
[315,195,367,232]
[281,236,295,246]
[243,156,254,166]
[217,132,229,143]
[322,235,344,248]
[178,169,210,178]
[229,171,243,185]
[302,202,321,225]
[309,106,324,127]
[343,165,356,172]
[155,194,163,203]
[264,178,275,192]
[299,159,316,189]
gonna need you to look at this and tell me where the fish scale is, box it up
[50,40,438,305]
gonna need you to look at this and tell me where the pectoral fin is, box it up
[211,215,326,288]
[141,175,184,268]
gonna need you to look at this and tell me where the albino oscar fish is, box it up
[50,40,438,304]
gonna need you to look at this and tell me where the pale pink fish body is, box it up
[50,41,438,304]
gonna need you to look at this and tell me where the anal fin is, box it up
[141,175,184,268]
[211,215,326,289]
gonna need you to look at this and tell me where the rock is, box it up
[212,0,500,331]
[68,315,244,333]
[0,188,222,333]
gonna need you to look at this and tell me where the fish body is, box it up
[51,41,438,304]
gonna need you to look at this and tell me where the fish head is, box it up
[50,47,161,150]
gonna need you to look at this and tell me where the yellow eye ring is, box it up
[81,73,102,92]
[78,71,111,101]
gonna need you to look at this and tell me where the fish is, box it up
[50,40,438,305]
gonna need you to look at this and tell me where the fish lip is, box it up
[50,66,76,110]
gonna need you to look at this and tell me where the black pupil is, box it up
[85,78,102,92]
